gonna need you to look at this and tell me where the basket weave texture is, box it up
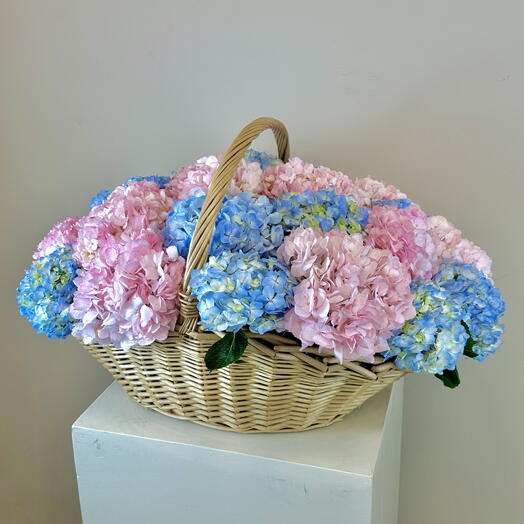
[82,117,407,433]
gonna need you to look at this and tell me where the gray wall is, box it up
[1,1,522,523]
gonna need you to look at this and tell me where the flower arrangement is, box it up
[17,148,505,388]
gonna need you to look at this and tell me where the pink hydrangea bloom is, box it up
[75,181,173,266]
[166,155,265,200]
[428,215,462,250]
[347,177,407,207]
[74,217,119,268]
[260,157,407,205]
[91,180,172,232]
[278,228,415,362]
[428,216,493,279]
[33,216,81,259]
[258,155,409,206]
[166,156,217,201]
[261,157,354,198]
[70,231,185,349]
[229,159,264,196]
[71,181,185,349]
[365,204,438,280]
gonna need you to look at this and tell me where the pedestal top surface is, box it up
[73,382,397,477]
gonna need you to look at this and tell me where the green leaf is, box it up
[461,321,478,359]
[435,367,461,389]
[463,338,477,359]
[204,331,248,371]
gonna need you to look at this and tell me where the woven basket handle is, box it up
[178,117,290,333]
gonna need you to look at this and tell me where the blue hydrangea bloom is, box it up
[244,148,281,170]
[384,280,468,374]
[190,251,295,333]
[433,260,505,361]
[273,188,368,233]
[162,193,284,258]
[162,193,204,257]
[372,198,412,209]
[16,246,79,338]
[89,189,112,209]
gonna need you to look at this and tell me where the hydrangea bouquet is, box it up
[17,148,505,389]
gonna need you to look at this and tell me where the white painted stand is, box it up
[72,381,403,524]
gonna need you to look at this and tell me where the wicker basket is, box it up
[82,117,408,433]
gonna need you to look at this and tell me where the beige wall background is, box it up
[1,1,523,523]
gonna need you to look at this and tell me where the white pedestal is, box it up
[72,381,403,524]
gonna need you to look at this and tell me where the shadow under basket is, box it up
[79,117,407,433]
[81,330,406,433]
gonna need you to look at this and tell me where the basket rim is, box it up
[79,326,406,380]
